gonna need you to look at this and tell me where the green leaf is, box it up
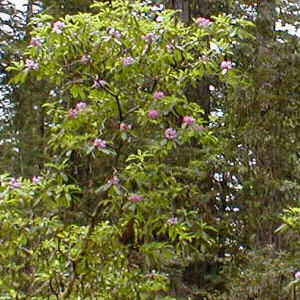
[101,148,117,156]
[161,139,167,147]
[95,183,111,194]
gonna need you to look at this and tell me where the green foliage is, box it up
[1,1,255,298]
[212,246,300,300]
[2,0,300,299]
[276,207,300,234]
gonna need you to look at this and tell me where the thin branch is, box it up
[115,94,123,122]
[49,278,59,299]
[123,105,140,120]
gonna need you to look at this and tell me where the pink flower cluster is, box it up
[295,272,300,280]
[30,37,42,47]
[26,59,39,70]
[68,102,87,119]
[119,123,132,132]
[123,56,135,66]
[221,60,233,70]
[68,109,78,118]
[183,116,195,126]
[153,91,165,100]
[76,102,86,110]
[183,116,205,132]
[108,176,119,185]
[156,16,163,22]
[31,175,42,184]
[109,28,121,39]
[167,217,178,225]
[142,33,156,43]
[148,109,160,119]
[147,90,204,140]
[52,21,65,34]
[129,194,143,203]
[93,138,106,149]
[10,178,21,189]
[196,17,211,27]
[165,128,177,140]
[93,78,107,89]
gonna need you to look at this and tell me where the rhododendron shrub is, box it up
[5,1,252,298]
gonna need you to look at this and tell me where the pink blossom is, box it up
[148,109,160,119]
[152,3,164,12]
[93,79,107,88]
[81,54,91,64]
[196,17,211,27]
[167,217,178,225]
[52,21,65,34]
[156,16,163,22]
[99,80,107,87]
[10,177,21,189]
[68,103,86,118]
[108,176,119,185]
[141,33,156,43]
[68,108,79,119]
[76,102,87,111]
[93,80,101,88]
[129,194,143,203]
[123,56,135,66]
[29,37,41,47]
[31,176,42,184]
[221,60,233,70]
[25,59,39,70]
[183,116,195,126]
[295,272,300,280]
[109,28,121,39]
[93,138,106,149]
[119,123,132,132]
[153,91,165,100]
[165,128,177,140]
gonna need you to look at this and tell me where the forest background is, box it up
[0,0,299,299]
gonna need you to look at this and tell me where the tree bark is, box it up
[167,0,190,24]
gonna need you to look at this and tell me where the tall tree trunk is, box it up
[168,0,191,24]
[167,0,211,119]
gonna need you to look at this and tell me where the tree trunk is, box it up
[168,0,191,24]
